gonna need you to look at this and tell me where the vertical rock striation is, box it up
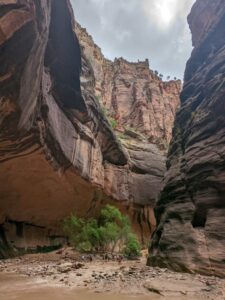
[75,23,181,147]
[149,0,225,278]
[0,0,181,254]
[75,23,181,242]
[0,0,127,254]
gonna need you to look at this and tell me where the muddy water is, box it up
[0,273,162,300]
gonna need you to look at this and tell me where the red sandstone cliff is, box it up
[0,0,127,255]
[75,23,181,243]
[149,0,225,278]
[0,0,180,256]
[75,23,181,148]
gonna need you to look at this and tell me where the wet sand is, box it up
[0,249,225,300]
[0,273,162,300]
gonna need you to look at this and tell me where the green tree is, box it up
[99,204,122,223]
[63,205,140,255]
[123,233,141,258]
[64,216,100,252]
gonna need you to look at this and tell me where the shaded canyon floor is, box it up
[0,249,225,300]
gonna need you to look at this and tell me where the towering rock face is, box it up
[149,0,225,277]
[0,0,180,255]
[0,0,127,255]
[75,23,181,242]
[75,23,181,147]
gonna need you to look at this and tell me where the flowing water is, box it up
[0,273,162,300]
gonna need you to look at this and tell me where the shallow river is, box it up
[0,273,162,300]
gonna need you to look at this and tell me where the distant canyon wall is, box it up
[75,22,181,242]
[75,23,181,147]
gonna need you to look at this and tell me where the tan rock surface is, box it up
[0,0,180,255]
[75,23,181,242]
[75,22,181,146]
[0,0,127,256]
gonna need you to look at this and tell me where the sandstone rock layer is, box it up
[0,0,180,256]
[75,22,182,243]
[0,0,127,256]
[75,23,181,147]
[149,0,225,278]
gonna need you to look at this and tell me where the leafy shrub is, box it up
[123,233,141,258]
[100,105,107,116]
[99,204,122,223]
[108,117,117,129]
[63,205,140,255]
[64,216,100,252]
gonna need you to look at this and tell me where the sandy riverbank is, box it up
[0,248,225,299]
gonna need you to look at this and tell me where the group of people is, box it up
[81,254,93,262]
[80,253,124,264]
[103,253,123,264]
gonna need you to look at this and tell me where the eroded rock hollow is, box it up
[149,0,225,278]
[0,0,181,256]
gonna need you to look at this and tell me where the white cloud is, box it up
[142,0,195,29]
[71,0,195,79]
[142,0,180,29]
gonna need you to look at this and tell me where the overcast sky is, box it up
[71,0,195,79]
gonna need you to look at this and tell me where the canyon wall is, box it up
[0,0,180,256]
[75,23,181,148]
[0,0,127,256]
[149,0,225,278]
[75,23,181,242]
